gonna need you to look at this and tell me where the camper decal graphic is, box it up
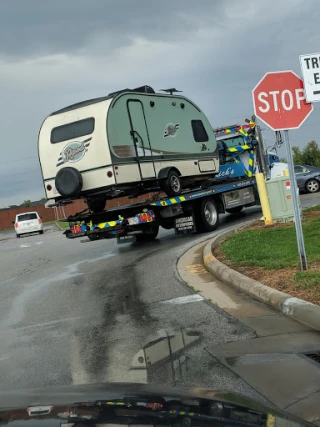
[56,138,91,167]
[164,123,179,138]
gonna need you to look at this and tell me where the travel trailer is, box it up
[38,86,219,212]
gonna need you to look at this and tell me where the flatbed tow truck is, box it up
[60,120,266,244]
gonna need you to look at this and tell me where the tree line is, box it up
[292,141,320,167]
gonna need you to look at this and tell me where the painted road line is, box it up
[160,294,204,305]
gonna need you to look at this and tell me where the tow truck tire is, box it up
[195,197,219,232]
[136,226,159,243]
[160,170,182,197]
[225,206,243,214]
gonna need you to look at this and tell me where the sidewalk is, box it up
[178,240,320,425]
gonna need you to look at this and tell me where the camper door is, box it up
[127,100,156,180]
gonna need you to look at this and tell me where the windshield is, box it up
[17,213,38,221]
[1,2,320,427]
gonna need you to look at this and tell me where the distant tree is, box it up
[279,157,287,163]
[301,140,320,167]
[292,146,303,164]
[24,200,31,207]
[292,141,320,167]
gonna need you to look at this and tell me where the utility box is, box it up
[266,176,301,223]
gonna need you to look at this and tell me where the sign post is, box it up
[252,71,313,271]
[283,130,308,270]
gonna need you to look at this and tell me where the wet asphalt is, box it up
[0,193,318,400]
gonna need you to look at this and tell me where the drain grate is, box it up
[304,352,320,364]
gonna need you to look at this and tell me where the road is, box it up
[0,193,318,400]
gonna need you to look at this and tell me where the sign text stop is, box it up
[252,71,313,130]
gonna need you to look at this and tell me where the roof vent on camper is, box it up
[108,86,155,97]
[160,88,183,95]
[132,85,155,94]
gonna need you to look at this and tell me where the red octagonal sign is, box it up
[252,71,313,131]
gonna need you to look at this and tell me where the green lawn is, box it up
[220,213,320,303]
[56,221,70,229]
[220,215,320,270]
[304,205,320,212]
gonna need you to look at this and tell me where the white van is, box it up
[14,212,44,238]
[38,86,219,212]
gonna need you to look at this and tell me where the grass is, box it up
[294,271,320,290]
[304,205,320,213]
[220,216,320,270]
[219,211,320,304]
[56,221,70,229]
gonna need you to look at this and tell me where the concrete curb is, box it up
[53,221,64,231]
[203,224,320,331]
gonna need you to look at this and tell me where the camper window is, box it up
[51,118,95,144]
[191,120,209,143]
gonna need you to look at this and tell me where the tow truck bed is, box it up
[63,178,258,243]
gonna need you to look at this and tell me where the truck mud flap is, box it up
[174,214,196,235]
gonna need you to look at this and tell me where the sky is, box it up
[0,0,320,207]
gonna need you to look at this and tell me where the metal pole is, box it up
[255,125,268,177]
[255,173,273,225]
[284,130,308,270]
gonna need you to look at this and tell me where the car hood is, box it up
[0,382,314,426]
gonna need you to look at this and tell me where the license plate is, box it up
[117,235,136,244]
[128,217,139,225]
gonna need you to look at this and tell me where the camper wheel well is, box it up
[158,167,181,180]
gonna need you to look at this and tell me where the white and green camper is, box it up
[38,86,219,211]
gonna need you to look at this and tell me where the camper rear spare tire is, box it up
[160,170,181,197]
[55,167,83,198]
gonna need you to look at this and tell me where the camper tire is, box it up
[160,169,182,197]
[55,167,83,198]
[195,197,219,232]
[136,226,159,243]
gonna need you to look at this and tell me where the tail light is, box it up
[15,222,18,228]
[38,219,42,224]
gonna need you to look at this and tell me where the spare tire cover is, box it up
[55,167,83,198]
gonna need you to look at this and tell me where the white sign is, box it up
[299,52,320,102]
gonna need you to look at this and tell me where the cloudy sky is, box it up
[0,0,320,207]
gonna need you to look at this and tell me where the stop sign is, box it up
[252,71,313,130]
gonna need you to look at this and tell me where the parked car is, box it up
[294,164,320,193]
[14,212,44,238]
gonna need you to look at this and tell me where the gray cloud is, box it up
[0,0,320,206]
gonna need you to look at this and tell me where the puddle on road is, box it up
[131,328,202,385]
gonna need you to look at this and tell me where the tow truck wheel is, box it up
[160,170,181,197]
[225,206,243,214]
[195,197,219,232]
[136,226,159,243]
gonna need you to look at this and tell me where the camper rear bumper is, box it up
[43,166,116,199]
